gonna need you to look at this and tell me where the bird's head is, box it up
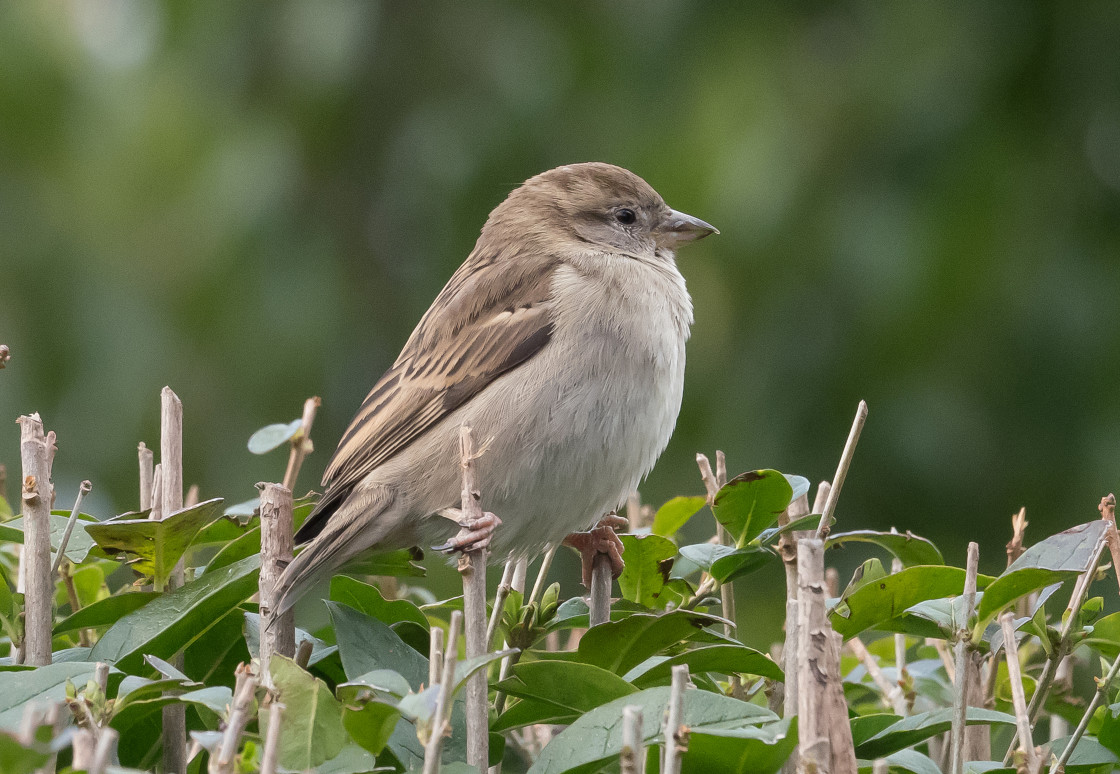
[483,162,717,260]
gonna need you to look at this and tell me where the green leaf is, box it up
[85,498,225,589]
[0,662,104,730]
[679,543,737,571]
[854,707,1015,758]
[1083,611,1120,659]
[755,513,825,547]
[712,470,793,547]
[496,660,637,727]
[341,698,400,757]
[859,749,942,774]
[326,601,428,688]
[248,418,303,454]
[330,576,429,630]
[527,685,777,774]
[179,686,233,716]
[576,610,729,675]
[243,613,339,668]
[314,743,381,774]
[975,521,1111,637]
[710,546,774,583]
[652,496,707,537]
[827,530,944,567]
[626,644,783,687]
[0,731,50,774]
[266,655,348,770]
[684,717,797,774]
[89,554,260,673]
[4,510,99,564]
[110,677,194,735]
[618,534,677,607]
[1048,735,1119,774]
[54,591,160,635]
[342,548,427,578]
[831,566,993,639]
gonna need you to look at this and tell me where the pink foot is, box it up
[433,511,503,553]
[563,513,627,587]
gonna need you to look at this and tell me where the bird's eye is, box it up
[615,208,637,225]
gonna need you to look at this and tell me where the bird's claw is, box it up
[433,511,502,553]
[563,513,628,588]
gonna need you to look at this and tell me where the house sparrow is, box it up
[275,162,716,614]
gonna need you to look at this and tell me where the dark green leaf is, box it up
[831,566,993,639]
[710,546,775,583]
[342,548,426,578]
[858,749,942,774]
[0,662,104,729]
[54,592,160,635]
[527,685,777,774]
[712,470,793,547]
[827,530,944,567]
[0,732,50,774]
[1048,735,1119,774]
[854,707,1015,758]
[627,644,783,687]
[326,601,428,687]
[576,610,729,675]
[652,496,707,537]
[341,697,400,757]
[89,554,260,673]
[5,510,99,564]
[498,660,636,714]
[618,534,677,607]
[684,717,797,774]
[330,576,429,629]
[85,498,225,589]
[975,521,1110,636]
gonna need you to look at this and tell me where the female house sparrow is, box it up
[275,162,716,614]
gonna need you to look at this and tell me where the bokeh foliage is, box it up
[2,0,1120,625]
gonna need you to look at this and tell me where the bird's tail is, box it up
[272,485,395,620]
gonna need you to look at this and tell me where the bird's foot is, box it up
[563,513,628,588]
[432,510,503,553]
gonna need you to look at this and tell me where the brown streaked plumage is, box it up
[277,162,716,614]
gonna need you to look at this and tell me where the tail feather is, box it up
[273,485,394,618]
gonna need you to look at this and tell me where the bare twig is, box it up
[139,441,154,511]
[424,610,462,774]
[891,547,908,714]
[663,665,689,774]
[487,558,516,649]
[89,727,117,774]
[1000,613,1038,771]
[429,626,445,687]
[1051,654,1120,774]
[18,413,54,666]
[929,638,956,684]
[210,665,257,774]
[1099,494,1120,596]
[696,453,719,503]
[260,701,284,774]
[950,542,980,774]
[1050,656,1072,740]
[620,704,645,774]
[816,400,868,539]
[161,387,187,774]
[283,396,321,492]
[872,760,889,774]
[812,481,832,517]
[1007,507,1028,568]
[528,545,558,607]
[589,552,612,628]
[150,463,164,521]
[258,482,295,680]
[456,426,490,772]
[53,480,92,574]
[847,636,906,713]
[0,344,9,368]
[779,491,810,774]
[72,729,96,769]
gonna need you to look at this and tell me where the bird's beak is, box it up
[656,208,719,248]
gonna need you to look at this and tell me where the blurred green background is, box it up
[2,2,1119,643]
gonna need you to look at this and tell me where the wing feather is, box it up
[296,248,557,542]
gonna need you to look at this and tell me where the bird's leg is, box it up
[432,508,503,553]
[563,513,628,588]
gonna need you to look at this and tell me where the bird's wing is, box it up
[299,250,558,539]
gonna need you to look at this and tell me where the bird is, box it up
[274,162,717,615]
